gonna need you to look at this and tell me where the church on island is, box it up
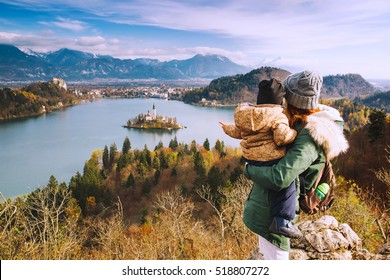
[124,104,184,130]
[145,104,157,121]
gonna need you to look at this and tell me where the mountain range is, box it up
[0,44,251,81]
[0,44,384,104]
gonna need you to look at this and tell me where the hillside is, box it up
[182,67,291,104]
[334,112,390,199]
[1,133,388,260]
[0,78,81,120]
[355,91,390,112]
[0,44,250,81]
[322,74,376,98]
[182,68,380,105]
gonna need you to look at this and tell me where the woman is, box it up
[242,70,349,260]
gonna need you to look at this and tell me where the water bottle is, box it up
[315,183,330,200]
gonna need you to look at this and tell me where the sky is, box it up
[0,0,390,79]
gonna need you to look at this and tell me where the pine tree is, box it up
[154,169,161,184]
[214,139,226,157]
[143,145,152,167]
[215,139,223,154]
[193,151,206,177]
[171,165,178,176]
[368,109,386,142]
[116,154,127,173]
[153,155,161,170]
[203,138,210,151]
[102,145,109,169]
[109,143,117,167]
[47,175,59,188]
[169,136,179,150]
[159,150,169,169]
[155,140,164,150]
[190,140,197,154]
[122,136,131,154]
[126,173,136,189]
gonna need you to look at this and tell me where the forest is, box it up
[0,80,86,120]
[0,100,389,259]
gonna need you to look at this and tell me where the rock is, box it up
[307,250,353,260]
[377,242,390,255]
[289,249,309,260]
[354,249,390,260]
[297,215,338,232]
[305,229,349,252]
[251,215,389,260]
[52,77,67,91]
[248,248,264,260]
[290,215,388,260]
[338,223,360,249]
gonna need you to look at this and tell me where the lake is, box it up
[0,98,238,198]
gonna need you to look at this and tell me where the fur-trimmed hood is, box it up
[305,104,349,160]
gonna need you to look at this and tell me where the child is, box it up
[219,78,302,238]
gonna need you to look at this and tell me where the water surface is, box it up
[0,98,237,198]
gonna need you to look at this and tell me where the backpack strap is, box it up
[299,162,325,196]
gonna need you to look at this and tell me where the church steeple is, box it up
[152,104,157,120]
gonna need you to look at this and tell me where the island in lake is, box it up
[123,104,185,130]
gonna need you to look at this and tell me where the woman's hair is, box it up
[287,103,320,126]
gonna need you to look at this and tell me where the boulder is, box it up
[290,215,381,260]
[251,215,389,260]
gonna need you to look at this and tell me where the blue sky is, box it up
[0,0,389,79]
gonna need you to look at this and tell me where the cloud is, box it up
[39,17,88,31]
[5,1,390,51]
[2,0,390,78]
[75,36,105,46]
[0,31,75,52]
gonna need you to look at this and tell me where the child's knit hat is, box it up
[257,78,284,105]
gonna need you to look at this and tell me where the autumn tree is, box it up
[69,154,111,215]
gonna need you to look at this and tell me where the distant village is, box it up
[68,85,195,101]
[2,77,233,108]
[67,85,230,107]
[124,104,184,130]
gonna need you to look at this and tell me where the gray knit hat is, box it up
[284,70,322,109]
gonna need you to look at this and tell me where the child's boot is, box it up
[269,217,302,238]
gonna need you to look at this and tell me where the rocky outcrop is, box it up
[52,77,67,91]
[289,215,390,260]
[249,215,390,260]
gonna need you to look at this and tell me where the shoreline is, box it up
[0,98,100,123]
[122,125,183,130]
